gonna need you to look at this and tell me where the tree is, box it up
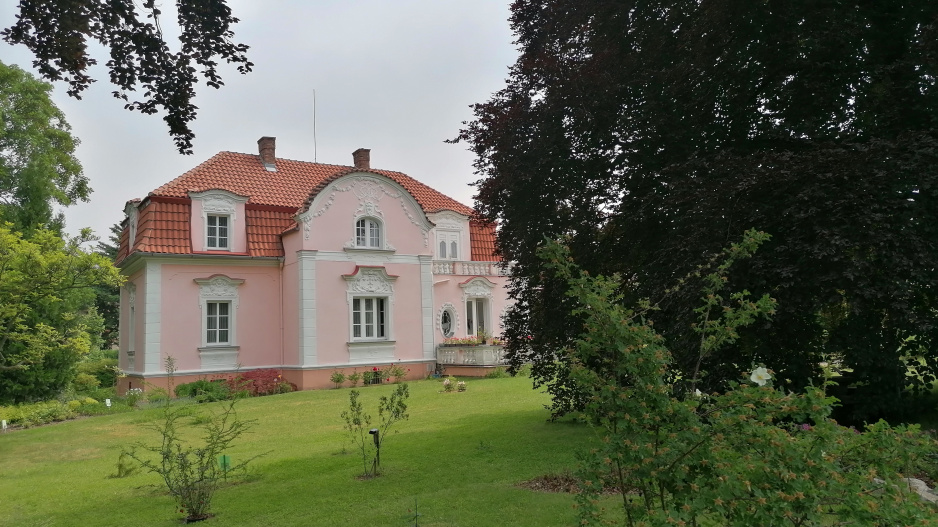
[0,224,123,403]
[455,1,938,421]
[0,60,87,234]
[2,0,253,154]
[93,222,122,348]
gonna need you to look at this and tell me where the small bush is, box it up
[330,370,346,389]
[72,372,101,393]
[175,380,230,402]
[0,401,76,428]
[124,401,264,522]
[347,370,361,387]
[386,363,407,383]
[77,357,119,388]
[226,369,295,396]
[485,367,509,379]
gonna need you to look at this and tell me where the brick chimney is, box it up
[352,148,371,169]
[257,136,277,171]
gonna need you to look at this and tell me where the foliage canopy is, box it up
[0,224,122,403]
[456,0,938,421]
[2,0,253,154]
[0,60,87,233]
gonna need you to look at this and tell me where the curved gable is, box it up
[296,171,436,247]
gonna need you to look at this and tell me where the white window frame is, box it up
[344,266,397,346]
[206,214,230,250]
[439,304,457,338]
[205,300,232,345]
[437,230,460,260]
[355,217,382,249]
[351,296,388,341]
[195,275,243,349]
[466,297,489,337]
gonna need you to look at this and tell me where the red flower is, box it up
[373,367,378,371]
[386,378,390,382]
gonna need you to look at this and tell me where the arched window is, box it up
[355,218,382,248]
[439,240,447,259]
[450,241,457,259]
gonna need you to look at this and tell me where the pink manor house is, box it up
[116,137,510,393]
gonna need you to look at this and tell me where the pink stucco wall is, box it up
[160,262,281,371]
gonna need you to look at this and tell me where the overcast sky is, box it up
[0,1,516,239]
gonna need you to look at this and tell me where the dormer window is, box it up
[207,214,229,249]
[438,231,459,260]
[356,218,382,248]
[189,189,247,253]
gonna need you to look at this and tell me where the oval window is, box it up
[440,308,454,338]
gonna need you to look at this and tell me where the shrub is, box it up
[124,401,264,522]
[340,384,410,477]
[225,369,294,397]
[76,357,119,388]
[347,370,361,387]
[537,233,938,526]
[0,400,76,428]
[484,367,509,379]
[175,380,230,402]
[387,363,408,383]
[330,370,346,389]
[72,372,101,393]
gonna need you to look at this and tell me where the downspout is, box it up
[279,257,284,371]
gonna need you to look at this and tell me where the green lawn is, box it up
[0,377,597,526]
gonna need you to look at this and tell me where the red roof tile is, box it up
[246,206,295,257]
[131,199,191,257]
[120,151,497,262]
[152,152,475,216]
[470,220,501,262]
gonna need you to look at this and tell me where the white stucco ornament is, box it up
[460,276,496,302]
[344,267,397,294]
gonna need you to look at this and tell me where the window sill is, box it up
[198,345,240,352]
[344,247,395,255]
[346,341,396,363]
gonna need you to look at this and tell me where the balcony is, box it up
[437,344,507,367]
[431,260,507,276]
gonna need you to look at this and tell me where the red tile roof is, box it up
[132,198,191,256]
[470,220,500,261]
[120,151,499,263]
[153,152,475,216]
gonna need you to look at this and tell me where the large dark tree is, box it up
[2,0,252,154]
[456,1,938,421]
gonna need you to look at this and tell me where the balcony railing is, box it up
[437,345,507,366]
[432,260,507,276]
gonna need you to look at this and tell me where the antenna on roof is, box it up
[313,89,318,163]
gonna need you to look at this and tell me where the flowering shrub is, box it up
[124,387,144,407]
[442,377,454,392]
[442,337,481,346]
[386,363,408,383]
[538,232,938,526]
[225,369,295,396]
[456,381,467,392]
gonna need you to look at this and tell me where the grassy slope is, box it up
[0,377,595,527]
